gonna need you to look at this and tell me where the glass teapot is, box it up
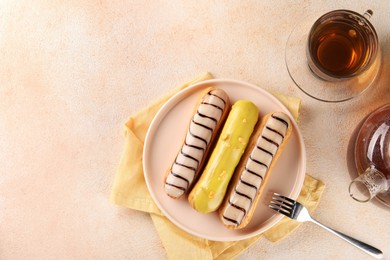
[349,103,390,206]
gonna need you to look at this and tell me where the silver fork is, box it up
[269,193,383,259]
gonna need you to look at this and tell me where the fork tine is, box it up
[268,204,291,217]
[269,201,292,212]
[272,192,295,205]
[271,198,294,208]
[269,192,297,217]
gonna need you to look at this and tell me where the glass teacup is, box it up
[285,9,381,102]
[307,9,379,81]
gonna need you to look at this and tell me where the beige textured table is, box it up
[0,1,389,259]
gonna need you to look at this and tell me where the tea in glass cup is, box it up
[307,9,379,81]
[285,9,381,102]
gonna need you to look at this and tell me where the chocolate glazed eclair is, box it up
[219,112,292,229]
[164,87,230,199]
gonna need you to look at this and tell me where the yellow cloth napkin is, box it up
[110,72,325,259]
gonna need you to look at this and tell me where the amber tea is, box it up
[307,10,378,81]
[309,23,367,77]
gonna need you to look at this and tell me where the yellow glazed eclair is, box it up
[164,87,230,199]
[219,112,292,229]
[188,100,259,213]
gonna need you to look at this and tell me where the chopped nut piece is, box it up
[238,137,246,144]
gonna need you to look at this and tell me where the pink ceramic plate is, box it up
[143,79,306,241]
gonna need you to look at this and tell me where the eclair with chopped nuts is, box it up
[188,100,259,213]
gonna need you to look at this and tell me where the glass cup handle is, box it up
[363,9,373,20]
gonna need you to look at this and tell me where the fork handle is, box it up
[311,219,383,259]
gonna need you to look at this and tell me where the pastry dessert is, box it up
[188,100,259,213]
[164,87,230,199]
[219,112,292,229]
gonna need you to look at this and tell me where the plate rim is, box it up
[143,78,306,241]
